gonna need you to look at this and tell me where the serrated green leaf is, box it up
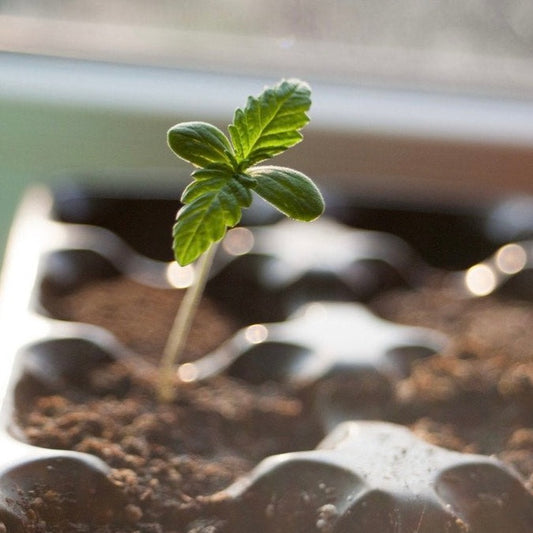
[168,121,235,169]
[182,172,253,210]
[191,167,231,180]
[170,79,323,265]
[248,165,324,221]
[182,170,233,203]
[173,176,252,265]
[228,79,311,168]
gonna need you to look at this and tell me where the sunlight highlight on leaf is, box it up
[167,78,322,266]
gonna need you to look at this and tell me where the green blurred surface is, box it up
[0,99,191,264]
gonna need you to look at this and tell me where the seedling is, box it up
[158,78,324,401]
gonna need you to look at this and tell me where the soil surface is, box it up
[17,277,322,532]
[15,272,533,531]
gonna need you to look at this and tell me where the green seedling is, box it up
[158,78,324,401]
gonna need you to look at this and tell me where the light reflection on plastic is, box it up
[495,243,527,275]
[223,227,254,256]
[303,302,328,321]
[178,362,199,382]
[166,262,195,288]
[465,264,496,296]
[245,324,269,344]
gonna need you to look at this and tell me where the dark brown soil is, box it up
[17,277,322,532]
[370,273,533,486]
[16,272,533,531]
[40,277,236,364]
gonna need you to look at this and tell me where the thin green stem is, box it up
[157,242,219,402]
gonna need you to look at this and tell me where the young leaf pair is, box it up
[168,79,325,266]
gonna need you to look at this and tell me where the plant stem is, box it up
[158,242,219,402]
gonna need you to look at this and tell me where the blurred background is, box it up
[3,1,533,260]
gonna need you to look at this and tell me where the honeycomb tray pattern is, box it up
[1,183,533,531]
